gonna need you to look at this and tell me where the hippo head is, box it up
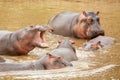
[74,11,104,39]
[57,39,76,52]
[43,53,72,70]
[82,41,103,51]
[22,25,50,47]
[15,25,52,54]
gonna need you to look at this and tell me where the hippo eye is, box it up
[87,18,93,24]
[54,60,61,65]
[97,18,100,22]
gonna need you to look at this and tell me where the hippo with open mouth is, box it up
[48,11,104,39]
[0,25,51,55]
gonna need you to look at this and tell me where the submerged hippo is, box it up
[82,36,115,51]
[48,11,104,39]
[0,53,72,71]
[0,25,50,55]
[49,39,78,62]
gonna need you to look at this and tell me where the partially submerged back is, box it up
[82,36,115,51]
[50,39,78,62]
[0,53,72,72]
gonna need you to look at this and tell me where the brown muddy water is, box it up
[0,0,120,80]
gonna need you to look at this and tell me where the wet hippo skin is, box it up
[48,11,104,39]
[49,39,78,62]
[0,25,50,56]
[82,36,115,51]
[0,53,72,71]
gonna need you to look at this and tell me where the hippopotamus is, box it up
[0,57,5,62]
[82,36,115,51]
[49,39,78,62]
[0,53,72,71]
[48,11,104,39]
[0,25,51,55]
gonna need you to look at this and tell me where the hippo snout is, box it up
[98,30,105,36]
[95,30,105,37]
[65,62,73,67]
[88,30,105,39]
[62,59,73,67]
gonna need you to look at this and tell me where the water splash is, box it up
[0,64,117,80]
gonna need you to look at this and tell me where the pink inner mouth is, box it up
[40,31,45,43]
[39,31,48,47]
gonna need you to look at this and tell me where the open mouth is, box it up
[39,31,49,48]
[40,31,45,43]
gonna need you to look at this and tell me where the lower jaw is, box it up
[39,38,49,48]
[39,43,49,48]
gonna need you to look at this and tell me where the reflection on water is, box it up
[0,0,120,80]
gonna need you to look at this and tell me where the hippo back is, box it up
[50,40,78,62]
[48,12,79,37]
[0,31,14,55]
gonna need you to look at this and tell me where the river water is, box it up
[0,0,120,80]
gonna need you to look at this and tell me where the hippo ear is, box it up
[57,56,61,60]
[96,11,99,15]
[30,25,35,28]
[97,41,103,47]
[91,41,102,48]
[97,41,101,44]
[58,40,62,44]
[82,11,87,17]
[46,53,54,58]
[69,40,75,45]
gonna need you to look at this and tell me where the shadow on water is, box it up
[0,0,120,80]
